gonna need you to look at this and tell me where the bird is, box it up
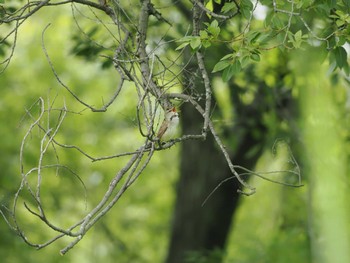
[156,107,179,140]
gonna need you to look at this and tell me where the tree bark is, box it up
[166,74,267,263]
[166,103,239,262]
[294,49,350,263]
[166,2,269,262]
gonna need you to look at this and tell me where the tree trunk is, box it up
[295,49,350,263]
[165,103,240,262]
[166,74,267,263]
[166,3,269,261]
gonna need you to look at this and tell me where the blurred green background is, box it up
[1,1,350,263]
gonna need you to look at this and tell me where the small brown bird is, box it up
[156,107,179,140]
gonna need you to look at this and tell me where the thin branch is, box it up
[0,0,311,254]
[137,0,172,110]
[201,168,303,207]
[192,3,211,137]
[166,93,255,194]
[191,0,239,20]
[60,143,150,254]
[148,2,172,26]
[0,0,49,23]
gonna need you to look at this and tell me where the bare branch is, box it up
[137,0,172,110]
[192,3,212,137]
[0,0,309,254]
[166,93,254,194]
[60,142,153,254]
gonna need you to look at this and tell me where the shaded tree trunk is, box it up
[294,49,350,263]
[166,2,272,262]
[166,104,239,262]
[166,72,268,263]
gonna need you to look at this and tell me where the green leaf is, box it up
[221,2,236,13]
[209,27,220,38]
[240,55,250,68]
[190,36,201,50]
[220,53,235,60]
[238,47,251,58]
[318,46,329,64]
[211,19,219,28]
[175,42,189,51]
[287,31,295,42]
[222,60,241,81]
[246,30,261,44]
[334,46,347,69]
[288,30,308,49]
[200,30,208,39]
[336,19,345,27]
[242,0,253,10]
[343,61,350,76]
[325,0,337,9]
[293,30,304,48]
[241,0,253,19]
[294,30,302,41]
[327,61,337,74]
[212,60,231,73]
[200,30,211,48]
[177,36,195,42]
[271,15,284,29]
[241,8,251,20]
[337,36,347,46]
[256,32,274,46]
[260,0,273,5]
[222,65,234,82]
[208,20,220,38]
[327,35,337,49]
[176,36,202,51]
[329,14,339,19]
[202,39,211,48]
[232,60,242,74]
[264,11,274,27]
[250,53,260,61]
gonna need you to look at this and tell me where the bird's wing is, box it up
[157,120,167,139]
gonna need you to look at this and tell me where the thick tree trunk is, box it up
[166,3,268,262]
[166,108,235,262]
[295,50,350,263]
[165,75,267,262]
[165,102,240,263]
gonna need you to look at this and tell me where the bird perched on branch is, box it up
[156,107,179,140]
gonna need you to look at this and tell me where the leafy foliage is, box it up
[177,0,350,81]
[0,0,349,262]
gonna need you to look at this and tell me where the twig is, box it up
[137,0,172,110]
[192,0,239,20]
[192,3,211,136]
[166,93,255,193]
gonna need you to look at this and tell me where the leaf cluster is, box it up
[177,0,350,81]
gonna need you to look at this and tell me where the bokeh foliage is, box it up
[0,5,178,262]
[0,0,349,262]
